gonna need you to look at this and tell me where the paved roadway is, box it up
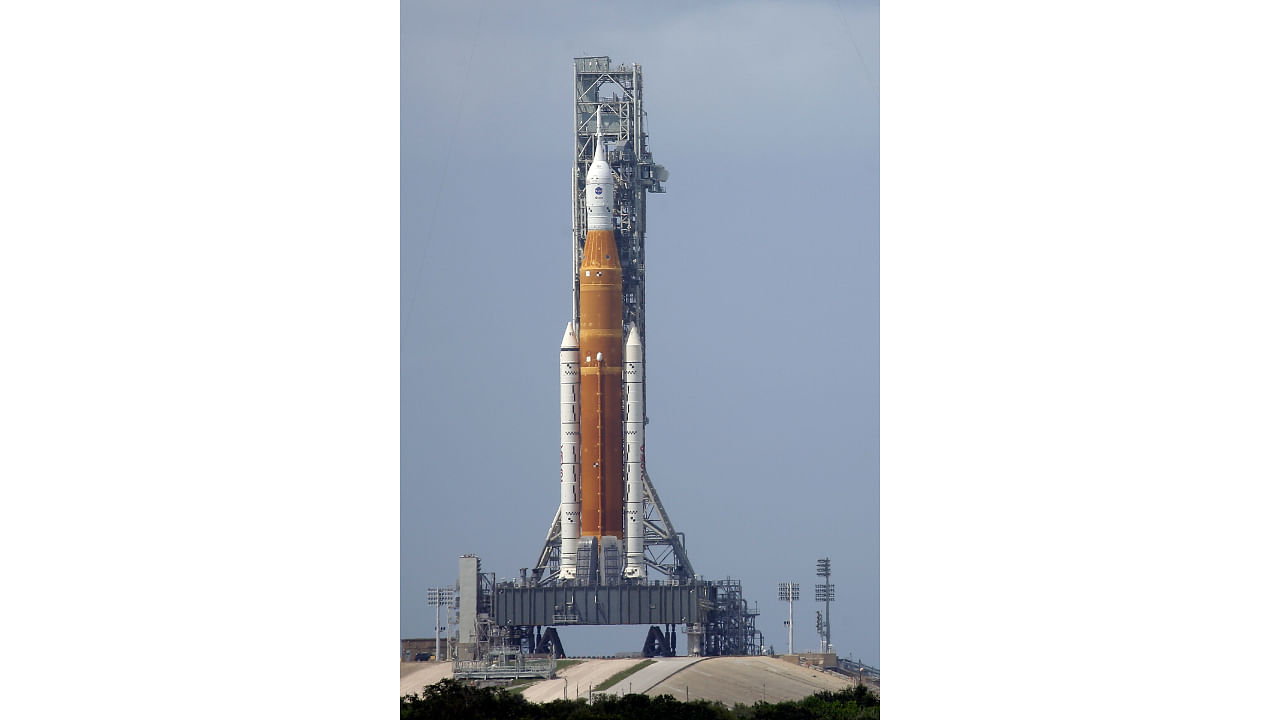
[518,658,638,703]
[596,656,707,697]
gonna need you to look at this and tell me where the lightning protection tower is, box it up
[532,56,689,585]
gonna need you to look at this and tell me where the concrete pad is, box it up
[646,656,856,705]
[399,662,454,697]
[519,658,640,703]
[598,656,707,696]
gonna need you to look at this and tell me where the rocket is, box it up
[558,112,644,583]
[579,110,624,577]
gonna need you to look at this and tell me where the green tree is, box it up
[400,679,542,720]
[399,678,880,720]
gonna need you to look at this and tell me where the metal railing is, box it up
[452,655,555,681]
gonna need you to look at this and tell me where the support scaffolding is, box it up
[700,579,765,657]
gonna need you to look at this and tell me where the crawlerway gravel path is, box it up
[645,656,860,705]
[518,659,637,703]
[595,656,707,697]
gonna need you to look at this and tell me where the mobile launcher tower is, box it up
[453,57,762,661]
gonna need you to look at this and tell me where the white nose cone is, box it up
[585,111,614,230]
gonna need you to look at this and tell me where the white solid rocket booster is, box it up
[623,324,646,579]
[558,321,581,580]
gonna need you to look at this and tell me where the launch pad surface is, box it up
[461,555,762,658]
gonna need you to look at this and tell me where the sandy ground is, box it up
[597,656,707,697]
[519,659,639,703]
[399,661,454,697]
[645,656,856,705]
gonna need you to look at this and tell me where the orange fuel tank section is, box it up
[578,226,624,540]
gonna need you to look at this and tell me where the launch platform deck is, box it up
[493,583,710,626]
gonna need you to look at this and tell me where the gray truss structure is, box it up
[530,467,694,585]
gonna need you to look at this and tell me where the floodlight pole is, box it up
[778,582,800,654]
[427,586,452,662]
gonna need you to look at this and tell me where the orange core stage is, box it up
[578,226,624,539]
